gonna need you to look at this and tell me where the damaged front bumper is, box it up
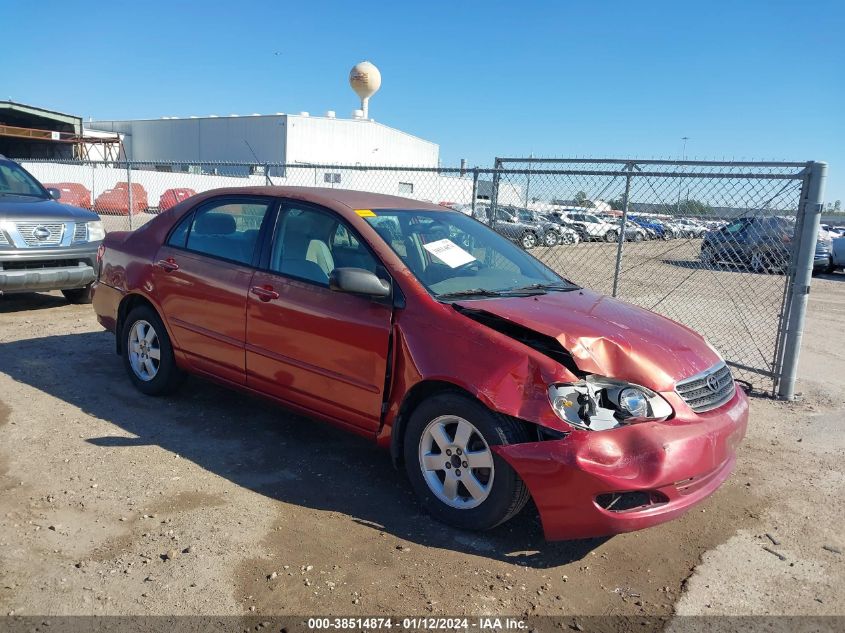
[494,388,748,540]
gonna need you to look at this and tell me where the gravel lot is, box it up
[0,247,843,628]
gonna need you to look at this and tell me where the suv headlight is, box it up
[87,221,105,242]
[549,376,673,431]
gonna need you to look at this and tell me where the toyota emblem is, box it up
[33,226,51,241]
[706,374,721,393]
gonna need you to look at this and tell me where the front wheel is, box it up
[543,231,559,247]
[121,305,185,396]
[604,229,618,243]
[404,393,531,532]
[62,284,94,304]
[521,232,538,249]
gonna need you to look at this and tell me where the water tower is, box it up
[349,61,381,119]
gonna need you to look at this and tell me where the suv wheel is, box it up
[543,231,559,247]
[633,231,644,242]
[62,283,94,304]
[604,229,618,243]
[521,232,538,249]
[404,393,531,531]
[121,305,185,396]
[750,251,772,274]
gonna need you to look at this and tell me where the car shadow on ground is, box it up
[0,292,70,313]
[660,258,782,275]
[0,330,607,568]
[663,258,845,281]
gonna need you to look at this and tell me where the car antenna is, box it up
[244,140,274,186]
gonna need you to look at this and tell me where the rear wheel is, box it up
[543,231,559,247]
[604,229,618,243]
[121,305,185,396]
[750,250,771,274]
[62,284,94,304]
[404,393,531,532]
[521,232,538,249]
[701,246,716,267]
[633,231,644,242]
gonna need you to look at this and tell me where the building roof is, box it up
[0,101,82,133]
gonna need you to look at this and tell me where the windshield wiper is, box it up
[511,282,580,292]
[436,288,507,300]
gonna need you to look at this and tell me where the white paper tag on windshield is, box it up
[423,238,476,268]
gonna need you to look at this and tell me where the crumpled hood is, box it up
[456,289,721,392]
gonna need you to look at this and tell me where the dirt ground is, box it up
[0,264,843,628]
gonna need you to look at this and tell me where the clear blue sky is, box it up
[4,0,844,201]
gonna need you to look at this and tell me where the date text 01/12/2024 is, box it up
[306,617,528,630]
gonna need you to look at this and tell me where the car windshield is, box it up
[0,161,48,198]
[364,210,577,299]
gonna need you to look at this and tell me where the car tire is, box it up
[62,284,94,304]
[701,246,716,267]
[121,305,185,396]
[543,231,559,247]
[633,231,644,242]
[521,232,538,249]
[604,229,618,243]
[750,251,771,274]
[404,392,531,532]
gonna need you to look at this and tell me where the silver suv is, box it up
[0,156,104,303]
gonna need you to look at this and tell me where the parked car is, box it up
[559,211,620,242]
[609,218,646,242]
[0,156,104,303]
[814,236,834,274]
[507,206,576,247]
[93,186,747,540]
[629,215,672,240]
[476,206,543,249]
[43,182,92,210]
[94,182,149,215]
[831,236,845,271]
[674,218,708,238]
[158,188,197,213]
[700,216,800,273]
[543,212,583,244]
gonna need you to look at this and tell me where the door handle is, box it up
[250,285,280,302]
[155,258,179,272]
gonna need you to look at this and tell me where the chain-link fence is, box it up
[17,158,824,395]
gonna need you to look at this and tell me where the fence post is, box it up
[777,161,827,400]
[264,164,271,186]
[470,168,479,216]
[126,161,134,231]
[611,163,634,297]
[490,158,502,229]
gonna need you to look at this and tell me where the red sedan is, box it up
[92,187,747,540]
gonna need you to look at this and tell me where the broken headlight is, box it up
[548,376,673,431]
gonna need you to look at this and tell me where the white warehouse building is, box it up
[87,111,440,171]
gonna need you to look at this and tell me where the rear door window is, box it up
[173,197,272,265]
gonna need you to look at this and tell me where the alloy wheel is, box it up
[522,233,537,249]
[128,320,161,381]
[418,415,495,509]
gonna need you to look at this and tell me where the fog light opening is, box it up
[595,491,669,513]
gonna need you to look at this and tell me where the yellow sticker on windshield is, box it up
[355,209,376,217]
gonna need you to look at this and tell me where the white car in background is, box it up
[559,210,621,242]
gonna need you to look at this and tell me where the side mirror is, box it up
[329,267,391,298]
[47,188,61,200]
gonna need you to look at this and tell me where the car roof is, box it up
[182,186,446,213]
